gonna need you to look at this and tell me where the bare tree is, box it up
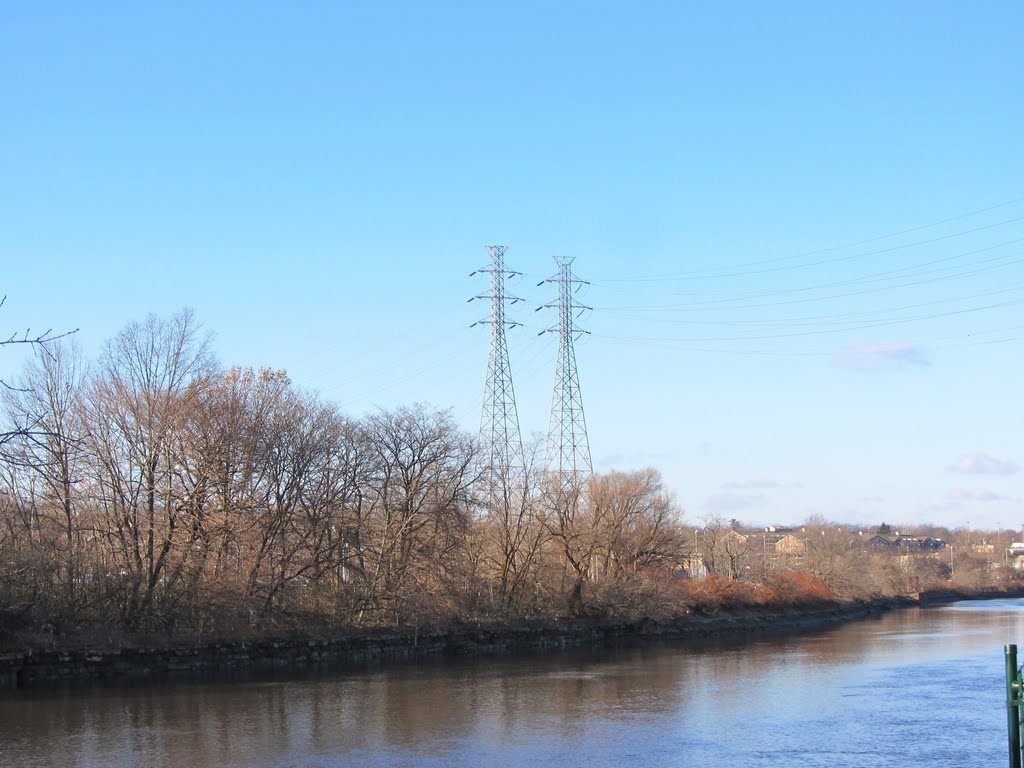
[86,309,215,628]
[1,340,89,614]
[0,295,78,450]
[539,468,689,616]
[588,468,687,577]
[801,518,873,598]
[353,405,474,625]
[699,517,724,576]
[475,435,548,613]
[539,475,594,616]
[240,385,348,617]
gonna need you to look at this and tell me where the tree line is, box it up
[0,309,1004,644]
[0,310,699,640]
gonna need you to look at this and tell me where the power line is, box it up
[595,296,1024,344]
[604,279,1024,329]
[597,240,1024,311]
[601,252,1024,319]
[596,320,1024,358]
[593,198,1024,283]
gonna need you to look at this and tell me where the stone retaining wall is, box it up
[0,598,909,689]
[917,586,1024,605]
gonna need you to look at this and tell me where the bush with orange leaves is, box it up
[675,571,835,616]
[765,570,835,606]
[679,576,771,615]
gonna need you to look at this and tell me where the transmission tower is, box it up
[537,256,592,489]
[470,245,525,505]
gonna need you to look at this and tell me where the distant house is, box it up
[894,536,923,549]
[723,530,749,545]
[773,534,806,556]
[868,534,945,553]
[893,535,945,551]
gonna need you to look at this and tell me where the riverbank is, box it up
[3,587,1021,689]
[0,597,901,688]
[7,585,1016,768]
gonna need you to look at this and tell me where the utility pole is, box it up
[470,245,525,510]
[537,256,592,492]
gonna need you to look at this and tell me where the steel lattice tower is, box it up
[538,257,592,488]
[470,245,525,503]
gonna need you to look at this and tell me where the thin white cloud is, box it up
[947,452,1019,476]
[597,450,672,469]
[925,501,963,513]
[834,341,929,372]
[720,479,802,490]
[705,493,764,512]
[948,488,1009,503]
[722,480,783,490]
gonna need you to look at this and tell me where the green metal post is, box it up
[1007,644,1022,768]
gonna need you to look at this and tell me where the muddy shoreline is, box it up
[2,587,1021,689]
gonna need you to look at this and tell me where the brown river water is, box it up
[2,598,1022,767]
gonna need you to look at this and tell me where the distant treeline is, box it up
[0,310,1008,644]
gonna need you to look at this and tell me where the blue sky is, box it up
[2,2,1023,530]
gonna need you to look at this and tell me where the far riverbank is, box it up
[6,586,1022,689]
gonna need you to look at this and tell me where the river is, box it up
[2,599,1023,767]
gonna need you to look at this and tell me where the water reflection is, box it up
[3,600,1024,767]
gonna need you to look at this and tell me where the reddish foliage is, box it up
[766,570,835,606]
[671,570,835,615]
[681,576,771,614]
